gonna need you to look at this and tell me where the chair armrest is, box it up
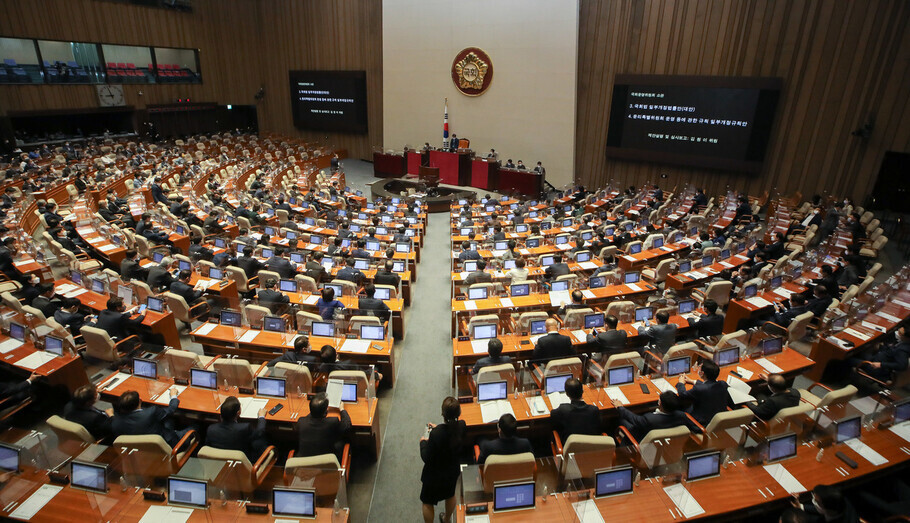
[692,289,706,300]
[616,425,641,455]
[473,444,481,464]
[113,335,142,352]
[551,314,564,326]
[171,429,198,468]
[188,301,210,317]
[551,430,564,457]
[685,413,706,434]
[254,361,269,377]
[642,350,663,373]
[202,355,222,368]
[252,445,276,485]
[340,443,351,476]
[693,339,714,351]
[806,381,833,397]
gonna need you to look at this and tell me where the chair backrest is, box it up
[476,363,515,393]
[561,435,616,477]
[704,281,733,307]
[867,262,882,279]
[651,259,674,281]
[374,284,397,299]
[244,304,271,329]
[162,348,203,380]
[482,452,536,492]
[274,362,313,394]
[639,424,691,446]
[22,305,46,322]
[331,279,358,296]
[605,301,635,323]
[604,352,643,373]
[213,358,257,388]
[644,234,664,250]
[787,311,814,342]
[563,307,594,330]
[544,357,583,379]
[815,384,857,409]
[1,292,23,313]
[79,325,118,361]
[349,315,381,333]
[295,274,318,293]
[516,311,548,331]
[327,370,369,398]
[769,402,813,431]
[284,454,343,497]
[467,314,500,337]
[47,414,96,444]
[296,310,322,331]
[703,408,754,435]
[226,266,251,292]
[164,292,193,323]
[113,434,172,454]
[625,241,642,254]
[715,330,747,351]
[258,270,281,287]
[856,275,875,296]
[198,446,252,477]
[840,285,859,303]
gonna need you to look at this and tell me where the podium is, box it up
[418,166,440,188]
[470,159,499,191]
[498,167,543,197]
[429,150,472,186]
[372,151,406,178]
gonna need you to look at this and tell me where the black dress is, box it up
[419,420,466,504]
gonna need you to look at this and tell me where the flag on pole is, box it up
[443,98,449,149]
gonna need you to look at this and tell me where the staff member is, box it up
[420,397,465,523]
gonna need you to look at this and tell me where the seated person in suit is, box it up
[793,484,859,523]
[111,388,188,447]
[204,210,226,235]
[296,392,351,458]
[544,254,570,281]
[64,384,113,441]
[170,269,204,306]
[188,237,214,262]
[477,413,533,464]
[549,378,601,442]
[847,325,910,381]
[516,160,527,170]
[120,249,148,283]
[31,284,62,319]
[237,246,263,280]
[505,257,528,284]
[637,310,678,354]
[472,338,513,375]
[0,371,38,404]
[687,298,724,338]
[617,391,702,442]
[458,241,482,262]
[93,296,145,342]
[810,264,840,299]
[558,290,587,318]
[358,284,390,322]
[374,260,401,288]
[464,259,492,286]
[266,247,296,279]
[269,335,318,367]
[504,159,515,169]
[350,239,371,259]
[587,314,627,354]
[147,257,177,291]
[316,287,345,320]
[336,257,365,285]
[532,319,575,363]
[258,278,290,312]
[675,360,731,426]
[54,298,90,337]
[205,396,269,461]
[806,285,833,318]
[769,294,810,326]
[305,252,329,283]
[745,373,800,420]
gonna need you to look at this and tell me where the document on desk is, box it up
[549,290,571,307]
[54,283,78,294]
[720,261,734,269]
[625,283,642,292]
[581,290,597,300]
[754,358,783,374]
[572,499,606,523]
[480,399,514,423]
[518,249,531,256]
[763,463,806,494]
[773,287,794,298]
[527,396,548,416]
[9,484,63,520]
[735,367,754,380]
[138,506,193,523]
[98,244,117,252]
[326,379,344,408]
[860,321,887,333]
[193,322,218,336]
[547,391,570,409]
[604,386,629,405]
[239,397,269,419]
[650,378,675,394]
[499,298,514,308]
[571,329,588,342]
[463,300,477,310]
[877,311,903,323]
[0,338,24,354]
[15,351,57,370]
[237,330,260,343]
[745,297,774,308]
[578,261,599,270]
[892,298,910,309]
[302,295,320,305]
[663,484,705,518]
[470,339,490,354]
[843,328,871,341]
[844,439,888,466]
[63,288,88,298]
[153,385,187,405]
[726,376,756,404]
[464,516,490,523]
[888,421,910,443]
[342,339,371,354]
[529,334,544,346]
[100,372,131,391]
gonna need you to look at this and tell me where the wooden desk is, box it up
[723,281,808,333]
[616,240,692,271]
[0,332,88,393]
[665,254,751,293]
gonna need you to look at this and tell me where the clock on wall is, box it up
[96,85,125,107]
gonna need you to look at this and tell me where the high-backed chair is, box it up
[513,311,548,333]
[1,292,23,313]
[693,281,733,308]
[465,314,500,338]
[477,452,536,493]
[244,303,271,330]
[296,311,323,332]
[786,311,815,355]
[349,315,382,334]
[47,414,99,445]
[257,270,282,288]
[642,259,674,284]
[326,369,370,397]
[213,358,268,388]
[164,291,209,330]
[562,308,594,330]
[618,425,691,470]
[473,363,516,396]
[798,383,857,410]
[113,432,198,478]
[197,446,276,493]
[605,301,635,323]
[690,408,754,446]
[552,434,616,478]
[226,266,256,294]
[161,348,217,380]
[284,447,351,501]
[79,325,139,362]
[274,362,313,395]
[295,274,318,294]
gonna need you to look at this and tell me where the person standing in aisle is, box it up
[420,397,465,523]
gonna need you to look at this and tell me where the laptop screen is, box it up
[71,461,107,492]
[373,287,391,300]
[529,319,546,334]
[720,249,730,260]
[576,251,592,262]
[309,234,322,245]
[44,335,64,356]
[178,260,192,272]
[666,356,690,376]
[895,399,910,424]
[0,444,19,471]
[589,276,606,289]
[624,271,640,284]
[168,477,207,508]
[354,259,370,270]
[540,256,555,267]
[678,299,696,314]
[393,260,407,273]
[608,365,635,386]
[768,433,797,462]
[678,260,691,273]
[9,322,25,342]
[835,416,861,443]
[341,382,358,402]
[551,280,569,292]
[595,466,634,498]
[147,297,164,313]
[396,242,410,253]
[190,368,217,390]
[261,248,274,258]
[629,243,642,254]
[770,276,783,289]
[762,337,784,355]
[743,284,757,298]
[634,307,653,322]
[525,238,540,248]
[463,261,478,272]
[585,313,604,329]
[494,241,509,251]
[91,278,105,293]
[133,358,157,379]
[702,255,714,267]
[653,237,664,249]
[686,452,721,481]
[256,377,286,398]
[467,286,488,300]
[555,235,568,245]
[473,324,497,340]
[290,252,306,264]
[715,347,739,366]
[214,238,226,248]
[220,310,241,326]
[152,252,164,264]
[312,321,334,337]
[366,241,380,251]
[361,325,384,340]
[493,482,535,512]
[264,316,286,332]
[545,373,571,395]
[477,381,507,402]
[325,284,343,297]
[272,488,316,518]
[279,279,297,292]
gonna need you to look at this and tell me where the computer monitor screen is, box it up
[678,299,696,314]
[309,234,322,245]
[473,324,497,340]
[494,241,509,251]
[91,278,105,293]
[220,310,242,326]
[373,287,391,300]
[396,242,410,253]
[761,337,783,355]
[526,238,540,248]
[178,260,191,272]
[8,322,25,342]
[44,335,64,356]
[770,276,783,289]
[678,260,691,273]
[608,365,635,386]
[625,223,634,231]
[147,297,164,312]
[653,237,664,249]
[629,243,642,255]
[595,467,634,498]
[0,444,19,472]
[835,416,861,443]
[256,377,286,398]
[361,325,385,340]
[624,271,640,284]
[168,477,208,508]
[743,284,757,298]
[686,452,721,481]
[312,321,335,337]
[516,224,528,233]
[208,267,224,280]
[477,381,508,402]
[666,356,690,376]
[702,255,714,267]
[493,482,535,512]
[503,259,517,270]
[589,276,606,289]
[555,235,568,245]
[634,307,653,322]
[261,248,274,259]
[341,382,358,402]
[720,249,731,260]
[152,252,164,264]
[581,231,594,241]
[468,286,488,300]
[768,433,797,462]
[576,251,592,263]
[545,374,571,395]
[540,256,555,267]
[133,358,157,379]
[353,259,370,270]
[604,227,615,237]
[71,461,107,492]
[510,284,529,297]
[715,347,739,366]
[529,320,546,335]
[214,238,226,248]
[562,218,573,227]
[366,241,380,251]
[463,261,478,272]
[286,231,298,240]
[264,316,286,332]
[190,368,217,390]
[551,280,569,292]
[895,399,910,424]
[325,284,343,297]
[279,279,297,292]
[272,488,316,518]
[585,313,605,329]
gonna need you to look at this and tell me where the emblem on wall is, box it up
[451,48,493,96]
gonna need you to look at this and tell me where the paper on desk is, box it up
[579,261,599,270]
[527,396,548,416]
[849,396,881,416]
[726,376,756,404]
[459,272,469,280]
[720,261,734,269]
[15,351,57,370]
[100,372,131,391]
[548,391,570,409]
[773,287,794,298]
[0,338,23,354]
[326,379,343,408]
[735,367,754,380]
[763,463,806,494]
[844,439,888,466]
[623,255,636,262]
[470,339,490,354]
[549,290,571,307]
[650,378,675,394]
[573,499,606,523]
[746,297,774,308]
[626,283,642,292]
[861,321,887,333]
[755,358,783,374]
[9,484,63,520]
[464,515,490,523]
[195,279,218,291]
[302,295,320,305]
[54,284,79,295]
[572,329,588,342]
[480,399,514,424]
[98,244,117,252]
[582,290,597,300]
[63,288,88,298]
[194,322,218,336]
[876,312,902,324]
[463,300,477,310]
[499,298,514,308]
[237,330,260,343]
[138,506,193,523]
[529,334,544,345]
[843,328,871,341]
[153,385,187,405]
[12,259,35,267]
[663,484,705,518]
[605,386,629,405]
[239,397,269,419]
[519,249,531,256]
[888,421,910,443]
[342,339,371,354]
[892,299,910,309]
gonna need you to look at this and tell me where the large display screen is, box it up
[289,70,368,133]
[605,75,782,172]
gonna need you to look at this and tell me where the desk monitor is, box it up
[715,347,740,367]
[528,211,538,218]
[310,234,322,245]
[678,260,692,273]
[354,259,370,271]
[307,217,319,226]
[467,286,488,300]
[261,248,274,259]
[581,231,594,241]
[257,376,286,398]
[312,321,335,338]
[701,255,714,267]
[373,287,391,300]
[168,477,208,508]
[190,368,217,390]
[510,283,530,297]
[589,276,606,289]
[324,283,343,297]
[562,218,574,227]
[111,235,122,246]
[607,365,635,386]
[678,299,696,314]
[743,284,758,298]
[152,252,165,264]
[540,255,555,267]
[340,381,358,402]
[629,243,642,255]
[493,481,535,513]
[666,356,690,376]
[71,461,107,493]
[770,276,783,289]
[624,271,640,284]
[835,416,861,443]
[405,228,416,237]
[361,324,385,341]
[767,433,797,462]
[503,259,517,270]
[272,488,316,518]
[720,249,731,260]
[526,238,540,248]
[545,373,571,395]
[516,224,528,233]
[9,322,25,342]
[685,451,721,482]
[625,223,634,231]
[473,324,497,340]
[585,313,605,329]
[634,307,653,323]
[555,235,569,245]
[213,238,226,249]
[595,466,634,498]
[0,443,19,472]
[147,296,165,313]
[91,278,106,294]
[43,335,64,356]
[178,260,192,272]
[604,227,615,237]
[351,223,362,231]
[576,251,592,263]
[264,316,286,332]
[529,319,546,335]
[366,240,381,251]
[761,337,784,356]
[320,259,334,272]
[279,279,297,293]
[477,381,508,402]
[209,266,225,280]
[653,237,664,249]
[395,242,410,253]
[220,310,242,327]
[133,358,157,379]
[392,260,406,272]
[893,398,910,424]
[463,261,478,272]
[376,227,388,236]
[286,231,299,240]
[237,246,246,257]
[551,280,569,292]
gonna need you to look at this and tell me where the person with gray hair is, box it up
[146,256,176,291]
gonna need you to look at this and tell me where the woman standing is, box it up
[420,397,465,523]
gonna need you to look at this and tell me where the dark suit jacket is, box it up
[266,257,296,279]
[544,262,571,280]
[586,329,627,352]
[304,261,328,283]
[675,379,731,426]
[472,355,512,375]
[147,266,175,290]
[464,270,492,286]
[687,313,725,338]
[638,323,678,353]
[170,280,203,305]
[32,295,62,319]
[336,267,364,285]
[373,271,400,287]
[357,297,390,321]
[295,410,352,457]
[747,389,800,420]
[771,305,809,327]
[95,309,145,340]
[205,417,266,460]
[532,332,575,362]
[120,258,148,282]
[550,400,601,441]
[258,288,289,305]
[64,402,111,440]
[237,256,264,280]
[111,398,181,446]
[478,436,533,464]
[54,309,87,335]
[617,407,701,442]
[268,351,318,367]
